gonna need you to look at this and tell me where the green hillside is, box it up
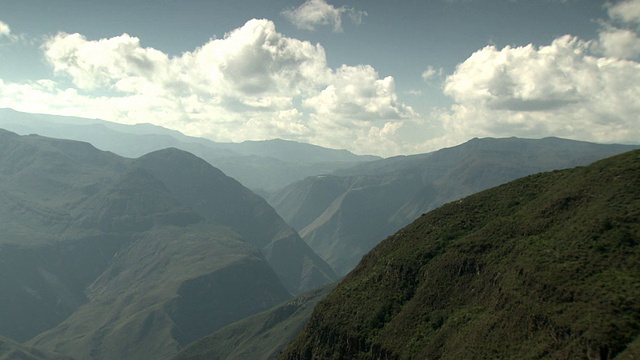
[271,137,639,275]
[281,149,640,359]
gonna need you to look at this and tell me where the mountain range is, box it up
[1,108,639,359]
[280,148,640,359]
[0,129,335,359]
[270,137,639,274]
[0,108,379,193]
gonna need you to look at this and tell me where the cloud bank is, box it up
[430,0,640,148]
[0,19,414,156]
[0,0,639,157]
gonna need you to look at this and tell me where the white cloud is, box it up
[282,0,366,32]
[43,32,170,91]
[437,35,640,145]
[0,21,10,37]
[0,20,17,43]
[607,0,640,24]
[1,19,416,157]
[597,26,640,59]
[304,65,417,120]
[421,66,444,82]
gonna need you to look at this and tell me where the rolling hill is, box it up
[270,137,639,274]
[280,149,640,359]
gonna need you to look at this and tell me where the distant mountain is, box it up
[0,129,335,359]
[0,108,379,192]
[270,137,640,274]
[280,149,640,359]
[172,284,335,360]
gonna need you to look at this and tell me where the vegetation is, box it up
[281,149,640,359]
[271,136,639,275]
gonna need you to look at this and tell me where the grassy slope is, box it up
[281,149,640,359]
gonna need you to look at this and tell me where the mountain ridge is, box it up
[280,149,640,359]
[271,136,640,274]
[0,108,379,192]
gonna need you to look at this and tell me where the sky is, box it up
[0,0,639,157]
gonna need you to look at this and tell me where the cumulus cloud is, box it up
[43,32,169,91]
[438,35,640,144]
[430,0,640,147]
[2,19,414,156]
[597,25,640,59]
[282,0,367,32]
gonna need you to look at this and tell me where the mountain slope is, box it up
[280,149,640,359]
[0,130,332,359]
[0,336,72,360]
[173,284,335,360]
[0,108,378,191]
[271,137,639,274]
[134,148,337,294]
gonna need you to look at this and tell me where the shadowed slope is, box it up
[135,148,338,294]
[173,284,335,360]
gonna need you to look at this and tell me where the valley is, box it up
[0,110,638,359]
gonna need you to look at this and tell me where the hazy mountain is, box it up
[172,284,335,360]
[0,108,379,192]
[270,137,639,274]
[0,335,72,360]
[281,149,640,359]
[0,129,335,359]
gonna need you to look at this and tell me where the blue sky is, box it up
[0,0,638,156]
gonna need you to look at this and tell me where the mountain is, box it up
[172,284,335,360]
[280,149,640,359]
[133,148,337,294]
[0,336,72,360]
[0,129,335,359]
[270,137,640,275]
[0,108,379,192]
